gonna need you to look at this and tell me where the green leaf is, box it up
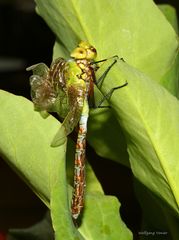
[0,90,81,238]
[36,0,178,166]
[0,90,61,205]
[53,40,69,60]
[49,143,83,240]
[159,52,179,98]
[50,139,132,239]
[157,4,179,98]
[87,107,130,167]
[79,194,132,240]
[158,4,178,34]
[35,0,178,83]
[0,90,132,239]
[96,58,179,215]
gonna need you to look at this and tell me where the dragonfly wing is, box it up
[28,63,60,112]
[51,124,67,147]
[51,84,85,147]
[52,89,69,117]
[48,58,71,116]
[26,63,49,78]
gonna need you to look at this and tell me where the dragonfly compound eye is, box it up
[70,47,87,59]
[86,47,97,60]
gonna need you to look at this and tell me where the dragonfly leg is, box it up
[93,56,127,108]
[94,81,128,108]
[94,56,124,86]
[93,55,118,64]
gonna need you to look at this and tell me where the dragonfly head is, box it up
[70,41,97,60]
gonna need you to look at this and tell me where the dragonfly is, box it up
[27,41,127,222]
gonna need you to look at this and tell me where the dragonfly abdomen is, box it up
[71,102,89,220]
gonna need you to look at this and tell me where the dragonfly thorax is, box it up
[76,59,95,80]
[75,58,96,98]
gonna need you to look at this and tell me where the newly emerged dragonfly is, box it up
[27,41,127,222]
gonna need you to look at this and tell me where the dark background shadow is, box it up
[0,0,178,239]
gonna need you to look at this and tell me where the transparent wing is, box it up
[26,63,49,78]
[27,63,58,112]
[51,84,85,147]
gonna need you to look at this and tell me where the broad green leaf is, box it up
[56,142,132,240]
[51,152,132,239]
[96,58,179,215]
[35,0,178,83]
[157,4,179,98]
[0,90,132,239]
[159,52,179,98]
[36,0,178,166]
[87,107,129,166]
[158,4,178,34]
[53,40,69,60]
[0,90,81,239]
[49,142,84,240]
[0,90,61,205]
[79,194,132,240]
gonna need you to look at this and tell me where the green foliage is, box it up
[0,0,179,239]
